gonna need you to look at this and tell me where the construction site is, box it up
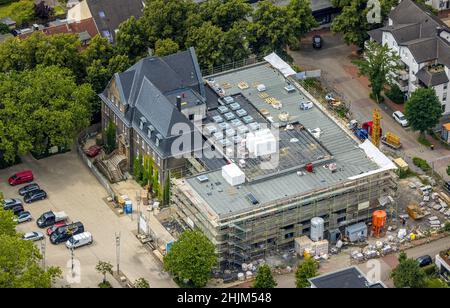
[171,54,399,270]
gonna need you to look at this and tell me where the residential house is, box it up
[369,0,450,114]
[99,48,207,187]
[67,0,144,43]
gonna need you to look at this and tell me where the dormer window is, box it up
[139,117,147,130]
[155,133,162,147]
[147,125,154,138]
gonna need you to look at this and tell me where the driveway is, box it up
[0,151,176,288]
[290,31,450,179]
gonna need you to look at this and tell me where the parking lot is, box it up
[0,151,176,288]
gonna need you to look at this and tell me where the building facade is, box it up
[369,0,450,114]
[100,48,206,187]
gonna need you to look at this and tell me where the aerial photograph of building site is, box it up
[0,0,449,294]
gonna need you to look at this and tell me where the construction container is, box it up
[312,239,329,256]
[305,163,314,173]
[310,217,325,241]
[345,222,367,242]
[222,163,245,186]
[393,157,408,171]
[295,236,313,256]
[441,123,450,143]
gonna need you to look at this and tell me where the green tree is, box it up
[152,169,160,200]
[164,230,217,287]
[155,38,180,57]
[354,40,401,103]
[248,1,297,57]
[295,257,318,288]
[116,16,149,63]
[425,278,449,288]
[140,0,198,48]
[9,1,34,26]
[0,65,94,161]
[86,59,111,94]
[104,121,117,154]
[253,264,277,288]
[391,252,426,288]
[444,221,450,232]
[331,0,396,48]
[82,35,114,67]
[134,277,150,288]
[0,205,16,237]
[95,261,113,284]
[287,0,318,40]
[186,22,225,68]
[0,234,61,288]
[405,88,442,134]
[220,21,251,62]
[386,84,405,104]
[0,23,10,34]
[200,0,252,31]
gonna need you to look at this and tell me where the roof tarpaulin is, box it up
[348,140,397,180]
[264,53,296,77]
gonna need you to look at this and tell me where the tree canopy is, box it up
[0,195,61,288]
[253,264,277,288]
[295,257,318,288]
[0,65,95,161]
[163,230,217,287]
[405,88,442,134]
[354,40,401,103]
[391,252,426,288]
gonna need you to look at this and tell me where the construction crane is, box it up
[372,108,381,148]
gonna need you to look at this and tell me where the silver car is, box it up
[14,211,32,224]
[3,198,22,210]
[22,231,44,241]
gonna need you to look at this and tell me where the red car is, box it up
[84,145,102,158]
[46,221,67,236]
[8,170,34,186]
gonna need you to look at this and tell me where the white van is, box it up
[65,232,93,249]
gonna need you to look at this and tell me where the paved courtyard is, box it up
[0,151,176,288]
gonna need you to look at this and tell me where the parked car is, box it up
[14,211,32,224]
[18,183,40,196]
[11,205,24,216]
[8,170,33,186]
[84,145,102,158]
[22,231,44,242]
[393,111,409,127]
[66,232,93,249]
[38,211,68,228]
[50,222,84,244]
[312,35,323,49]
[47,221,67,236]
[23,189,47,203]
[416,255,433,267]
[443,181,450,194]
[3,198,22,210]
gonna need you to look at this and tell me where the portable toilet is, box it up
[124,200,133,214]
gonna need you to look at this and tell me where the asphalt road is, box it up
[0,151,176,288]
[290,31,450,179]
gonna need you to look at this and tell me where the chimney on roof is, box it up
[176,95,182,111]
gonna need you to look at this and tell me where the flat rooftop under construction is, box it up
[183,63,384,217]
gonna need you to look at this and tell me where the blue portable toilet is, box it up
[124,200,133,214]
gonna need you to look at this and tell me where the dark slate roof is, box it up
[100,48,206,159]
[416,66,450,87]
[368,28,382,44]
[308,266,386,288]
[87,0,144,43]
[403,37,438,63]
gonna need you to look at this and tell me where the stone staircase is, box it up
[95,153,127,183]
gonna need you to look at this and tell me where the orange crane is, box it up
[372,108,381,148]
